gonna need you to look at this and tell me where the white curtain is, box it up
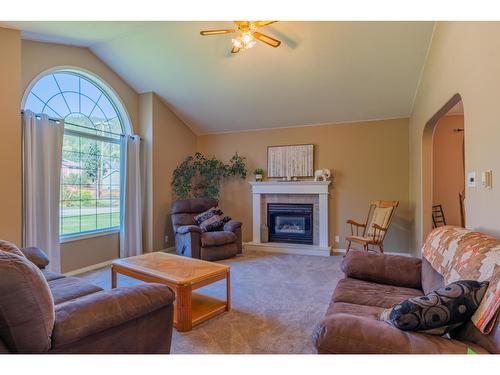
[22,111,64,272]
[120,135,143,258]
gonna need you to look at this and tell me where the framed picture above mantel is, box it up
[267,144,314,178]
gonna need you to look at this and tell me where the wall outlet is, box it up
[467,171,476,187]
[335,235,340,244]
[164,235,169,243]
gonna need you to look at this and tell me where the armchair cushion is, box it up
[342,250,422,289]
[176,225,202,234]
[52,284,174,348]
[20,246,50,269]
[201,231,237,247]
[223,220,242,232]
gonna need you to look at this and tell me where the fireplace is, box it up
[267,203,313,244]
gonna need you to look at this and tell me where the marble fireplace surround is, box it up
[245,181,332,256]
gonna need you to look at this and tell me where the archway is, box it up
[422,93,464,238]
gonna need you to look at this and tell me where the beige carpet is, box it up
[79,250,344,354]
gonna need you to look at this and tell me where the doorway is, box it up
[422,94,465,237]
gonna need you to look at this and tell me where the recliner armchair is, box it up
[171,198,242,261]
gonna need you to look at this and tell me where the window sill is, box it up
[60,228,120,244]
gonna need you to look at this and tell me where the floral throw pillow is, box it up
[379,280,489,335]
[194,207,231,233]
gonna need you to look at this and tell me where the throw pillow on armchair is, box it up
[194,207,231,232]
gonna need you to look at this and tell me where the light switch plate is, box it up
[482,170,493,189]
[467,172,476,187]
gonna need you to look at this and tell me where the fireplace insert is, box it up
[267,203,313,244]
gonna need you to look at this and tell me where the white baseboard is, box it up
[335,248,413,257]
[64,260,113,276]
[244,241,332,257]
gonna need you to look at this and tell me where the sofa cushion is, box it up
[42,269,66,282]
[201,231,237,247]
[0,250,54,353]
[333,277,423,308]
[194,207,231,232]
[48,276,103,305]
[342,250,422,289]
[379,280,489,335]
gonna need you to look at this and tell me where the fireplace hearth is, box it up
[267,203,313,244]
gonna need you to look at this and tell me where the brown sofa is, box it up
[171,198,242,261]
[313,235,499,353]
[0,245,175,354]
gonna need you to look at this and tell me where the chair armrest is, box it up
[346,219,365,227]
[223,220,242,232]
[313,313,488,354]
[52,284,174,348]
[20,246,50,269]
[176,225,202,234]
[341,250,422,289]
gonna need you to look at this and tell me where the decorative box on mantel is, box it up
[245,181,332,256]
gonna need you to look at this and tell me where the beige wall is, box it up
[61,233,119,273]
[21,40,141,272]
[409,22,500,254]
[197,118,411,253]
[432,114,464,227]
[140,93,197,252]
[0,28,22,245]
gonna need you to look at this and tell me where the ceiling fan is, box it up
[200,21,281,53]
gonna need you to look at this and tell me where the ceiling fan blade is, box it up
[253,21,278,28]
[234,21,250,29]
[200,29,236,36]
[252,31,281,48]
[231,46,241,54]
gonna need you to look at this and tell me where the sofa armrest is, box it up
[223,220,242,232]
[176,225,202,234]
[20,246,50,269]
[341,250,422,289]
[313,313,489,354]
[52,284,174,348]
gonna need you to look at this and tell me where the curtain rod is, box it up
[20,111,141,140]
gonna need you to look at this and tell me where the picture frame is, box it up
[267,144,314,178]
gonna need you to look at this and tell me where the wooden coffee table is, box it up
[111,252,230,332]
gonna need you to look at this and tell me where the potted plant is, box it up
[171,152,247,199]
[253,168,264,182]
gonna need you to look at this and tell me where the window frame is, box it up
[23,68,130,242]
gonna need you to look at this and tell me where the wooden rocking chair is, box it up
[345,200,399,254]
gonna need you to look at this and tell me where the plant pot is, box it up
[255,174,263,181]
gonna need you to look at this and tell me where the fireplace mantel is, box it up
[249,181,330,195]
[246,180,332,256]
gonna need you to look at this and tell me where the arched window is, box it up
[23,70,129,238]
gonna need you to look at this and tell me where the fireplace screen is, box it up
[275,216,306,234]
[267,203,313,244]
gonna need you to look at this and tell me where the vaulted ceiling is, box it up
[2,21,434,134]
